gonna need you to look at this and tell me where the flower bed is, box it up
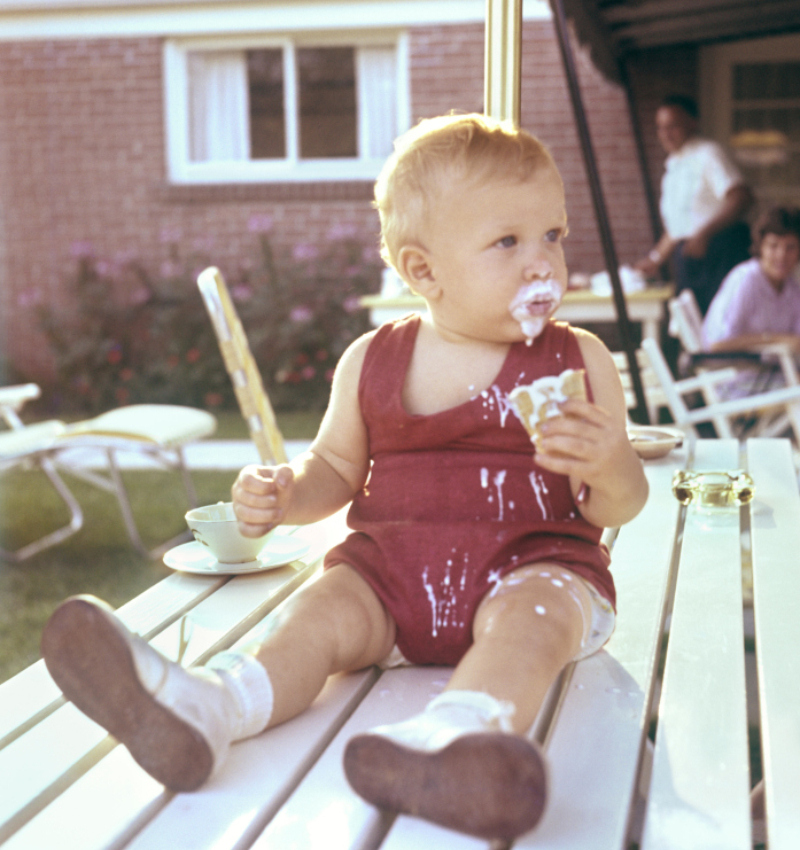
[36,219,382,414]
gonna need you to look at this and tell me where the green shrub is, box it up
[36,222,381,415]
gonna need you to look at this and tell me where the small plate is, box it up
[163,534,311,575]
[627,425,684,460]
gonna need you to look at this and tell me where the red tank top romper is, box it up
[324,314,613,666]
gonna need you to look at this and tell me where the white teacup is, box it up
[185,502,273,564]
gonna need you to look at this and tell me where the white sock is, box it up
[427,690,516,734]
[206,651,274,740]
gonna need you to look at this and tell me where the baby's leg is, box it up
[447,562,592,731]
[242,563,396,726]
[42,564,394,791]
[344,562,593,840]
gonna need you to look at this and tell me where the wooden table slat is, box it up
[0,571,226,748]
[641,440,751,850]
[517,455,685,849]
[250,666,449,850]
[746,438,800,850]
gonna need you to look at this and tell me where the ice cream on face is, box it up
[509,279,564,343]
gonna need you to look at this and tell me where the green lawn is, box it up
[0,408,322,684]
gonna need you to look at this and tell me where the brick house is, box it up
[1,0,798,393]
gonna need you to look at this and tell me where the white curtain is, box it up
[188,51,249,162]
[357,47,397,159]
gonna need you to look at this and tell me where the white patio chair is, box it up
[669,288,800,385]
[641,336,800,443]
[1,383,216,561]
[668,289,800,435]
[611,349,668,424]
[197,266,287,465]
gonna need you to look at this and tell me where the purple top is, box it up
[702,258,800,349]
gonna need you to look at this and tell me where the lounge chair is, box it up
[1,383,216,561]
[197,266,287,465]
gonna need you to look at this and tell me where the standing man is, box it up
[636,94,753,315]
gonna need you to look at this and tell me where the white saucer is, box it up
[163,534,311,575]
[627,425,684,460]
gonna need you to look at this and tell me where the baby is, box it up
[42,113,648,841]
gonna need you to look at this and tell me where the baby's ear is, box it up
[397,245,440,298]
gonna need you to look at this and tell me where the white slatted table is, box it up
[1,440,798,849]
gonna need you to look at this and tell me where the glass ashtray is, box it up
[671,469,755,508]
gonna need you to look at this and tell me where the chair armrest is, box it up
[674,368,740,395]
[0,383,41,412]
[683,383,800,424]
[688,351,762,366]
[0,384,43,429]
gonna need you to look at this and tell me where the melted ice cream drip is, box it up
[509,278,564,344]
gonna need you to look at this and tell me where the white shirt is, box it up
[660,137,744,240]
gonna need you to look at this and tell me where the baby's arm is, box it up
[533,330,648,528]
[232,333,373,536]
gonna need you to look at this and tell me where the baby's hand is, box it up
[533,398,629,489]
[231,464,295,537]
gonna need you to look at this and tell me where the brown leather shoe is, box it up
[41,595,237,791]
[344,728,547,840]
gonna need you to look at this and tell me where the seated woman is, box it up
[701,206,800,396]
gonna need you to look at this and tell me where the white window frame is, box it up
[163,31,410,184]
[701,33,800,205]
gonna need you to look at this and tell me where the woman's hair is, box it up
[374,112,557,269]
[753,206,800,253]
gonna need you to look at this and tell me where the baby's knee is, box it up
[488,565,591,610]
[477,565,592,644]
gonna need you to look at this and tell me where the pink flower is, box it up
[106,348,122,365]
[290,305,314,323]
[70,241,94,258]
[327,223,357,240]
[159,226,182,244]
[185,348,201,364]
[362,245,381,263]
[17,288,43,307]
[301,366,316,381]
[192,235,215,252]
[292,243,318,261]
[114,249,138,265]
[248,213,274,234]
[231,284,253,302]
[343,295,363,314]
[129,286,151,306]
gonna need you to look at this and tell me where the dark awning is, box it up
[559,0,800,82]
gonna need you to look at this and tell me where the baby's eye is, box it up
[544,229,563,243]
[496,235,517,248]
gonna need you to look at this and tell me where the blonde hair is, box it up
[375,113,557,269]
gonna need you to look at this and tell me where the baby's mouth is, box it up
[509,280,563,321]
[513,296,555,317]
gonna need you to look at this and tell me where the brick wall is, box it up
[0,21,663,384]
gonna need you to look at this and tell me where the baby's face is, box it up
[423,164,568,344]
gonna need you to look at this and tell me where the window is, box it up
[703,34,800,206]
[165,36,408,183]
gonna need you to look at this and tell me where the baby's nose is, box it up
[523,253,553,280]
